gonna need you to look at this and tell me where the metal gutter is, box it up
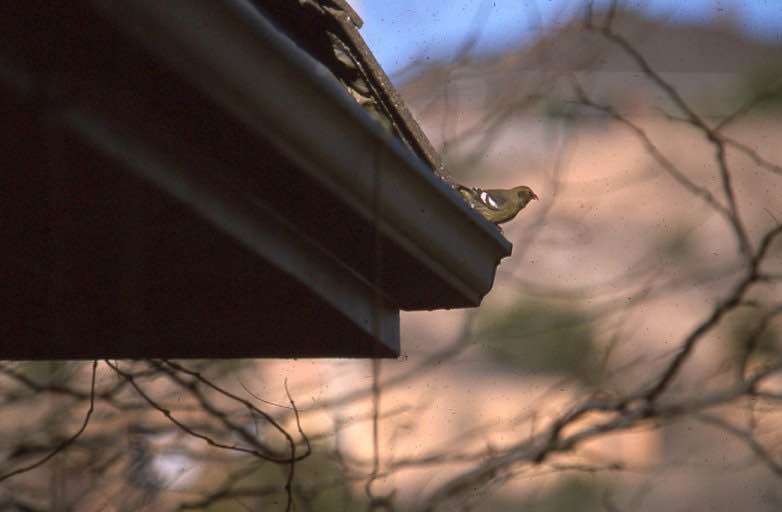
[91,0,512,309]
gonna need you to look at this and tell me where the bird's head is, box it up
[512,186,539,207]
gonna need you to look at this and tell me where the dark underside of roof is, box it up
[0,1,510,359]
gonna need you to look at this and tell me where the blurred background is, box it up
[2,1,782,510]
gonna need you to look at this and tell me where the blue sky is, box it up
[351,0,782,78]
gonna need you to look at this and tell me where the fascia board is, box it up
[61,106,400,356]
[91,0,512,308]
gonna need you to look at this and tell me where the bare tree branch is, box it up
[0,360,97,484]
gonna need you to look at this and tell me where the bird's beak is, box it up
[531,192,539,200]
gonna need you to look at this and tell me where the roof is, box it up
[0,0,512,359]
[251,0,443,173]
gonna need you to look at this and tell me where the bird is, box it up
[455,184,538,228]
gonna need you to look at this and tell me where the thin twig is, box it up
[0,360,98,483]
[105,360,296,463]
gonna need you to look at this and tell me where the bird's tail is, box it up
[445,179,471,194]
[453,184,477,206]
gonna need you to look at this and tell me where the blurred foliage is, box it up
[477,299,598,384]
[185,358,251,377]
[543,98,578,121]
[655,226,696,263]
[543,98,608,126]
[13,360,77,382]
[471,476,605,512]
[772,229,782,258]
[444,157,483,182]
[739,71,782,114]
[527,477,603,512]
[726,307,781,361]
[483,477,604,512]
[189,443,364,511]
[286,448,366,511]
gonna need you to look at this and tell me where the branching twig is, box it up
[0,360,98,484]
[642,225,781,401]
[584,6,752,257]
[694,412,782,476]
[105,360,299,464]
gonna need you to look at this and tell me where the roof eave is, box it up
[91,0,512,309]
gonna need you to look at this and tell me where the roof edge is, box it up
[91,0,512,308]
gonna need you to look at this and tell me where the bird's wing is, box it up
[475,188,508,211]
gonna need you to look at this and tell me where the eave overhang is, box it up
[0,1,511,359]
[90,0,512,310]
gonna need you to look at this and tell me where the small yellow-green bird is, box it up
[456,184,538,227]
